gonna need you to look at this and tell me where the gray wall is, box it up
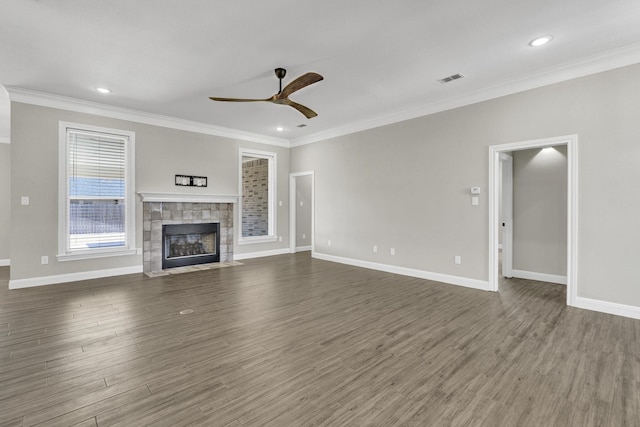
[295,174,312,249]
[291,63,640,307]
[10,103,290,281]
[512,146,567,276]
[0,143,10,261]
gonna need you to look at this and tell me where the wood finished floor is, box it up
[1,254,639,426]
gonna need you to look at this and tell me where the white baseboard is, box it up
[295,245,312,252]
[8,265,143,289]
[312,252,490,291]
[233,248,291,261]
[574,296,640,320]
[0,259,9,267]
[511,269,567,285]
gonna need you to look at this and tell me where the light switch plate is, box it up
[21,196,29,205]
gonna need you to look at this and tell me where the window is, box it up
[239,149,276,243]
[58,122,136,260]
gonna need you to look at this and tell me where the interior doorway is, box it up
[289,171,314,254]
[489,135,578,307]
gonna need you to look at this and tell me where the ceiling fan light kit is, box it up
[209,68,323,119]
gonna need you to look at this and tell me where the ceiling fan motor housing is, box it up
[275,68,287,79]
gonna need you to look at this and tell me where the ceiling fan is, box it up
[209,68,323,119]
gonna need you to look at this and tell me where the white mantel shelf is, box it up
[138,192,239,203]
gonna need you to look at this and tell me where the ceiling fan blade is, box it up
[286,100,318,119]
[280,72,323,97]
[209,97,268,102]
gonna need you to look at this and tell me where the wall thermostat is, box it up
[470,187,481,195]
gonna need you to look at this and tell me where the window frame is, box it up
[57,121,136,261]
[238,148,277,244]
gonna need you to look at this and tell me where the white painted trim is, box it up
[237,236,278,245]
[574,296,640,320]
[8,265,143,289]
[5,87,289,148]
[290,42,640,147]
[511,269,567,285]
[295,245,312,252]
[58,121,136,260]
[0,259,10,266]
[238,148,277,243]
[0,136,9,144]
[138,192,239,203]
[488,135,578,309]
[313,252,490,291]
[289,171,315,255]
[233,248,290,261]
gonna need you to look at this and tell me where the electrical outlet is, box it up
[454,256,461,265]
[373,245,377,253]
[41,256,48,265]
[278,236,283,242]
[390,248,396,256]
[278,200,283,207]
[302,233,306,240]
[300,201,304,207]
[21,196,30,206]
[328,240,332,247]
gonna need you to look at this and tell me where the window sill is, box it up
[57,248,139,262]
[237,236,278,245]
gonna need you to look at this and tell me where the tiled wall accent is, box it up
[242,158,269,236]
[143,202,234,273]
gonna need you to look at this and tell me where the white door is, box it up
[500,153,513,278]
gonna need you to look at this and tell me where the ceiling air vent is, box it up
[438,73,465,84]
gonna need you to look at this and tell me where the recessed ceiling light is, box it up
[529,35,553,47]
[96,87,111,94]
[276,126,284,132]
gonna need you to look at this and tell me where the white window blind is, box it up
[66,128,128,251]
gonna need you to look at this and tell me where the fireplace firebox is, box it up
[162,223,220,269]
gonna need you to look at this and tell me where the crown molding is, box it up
[6,41,640,150]
[290,42,640,147]
[4,87,290,148]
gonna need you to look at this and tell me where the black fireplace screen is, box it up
[162,223,220,269]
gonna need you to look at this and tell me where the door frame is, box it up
[289,171,315,254]
[500,153,513,278]
[488,135,578,306]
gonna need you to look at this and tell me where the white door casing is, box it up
[289,171,315,254]
[488,135,578,307]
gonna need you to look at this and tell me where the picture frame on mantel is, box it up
[175,174,207,187]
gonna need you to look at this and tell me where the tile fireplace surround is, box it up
[141,194,236,274]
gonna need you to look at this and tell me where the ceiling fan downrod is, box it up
[275,68,286,94]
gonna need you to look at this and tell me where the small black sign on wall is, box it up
[175,175,207,187]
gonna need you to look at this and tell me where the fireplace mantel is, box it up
[138,192,239,203]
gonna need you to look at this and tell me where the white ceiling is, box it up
[2,0,640,145]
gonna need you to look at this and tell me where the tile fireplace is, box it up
[140,193,237,274]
